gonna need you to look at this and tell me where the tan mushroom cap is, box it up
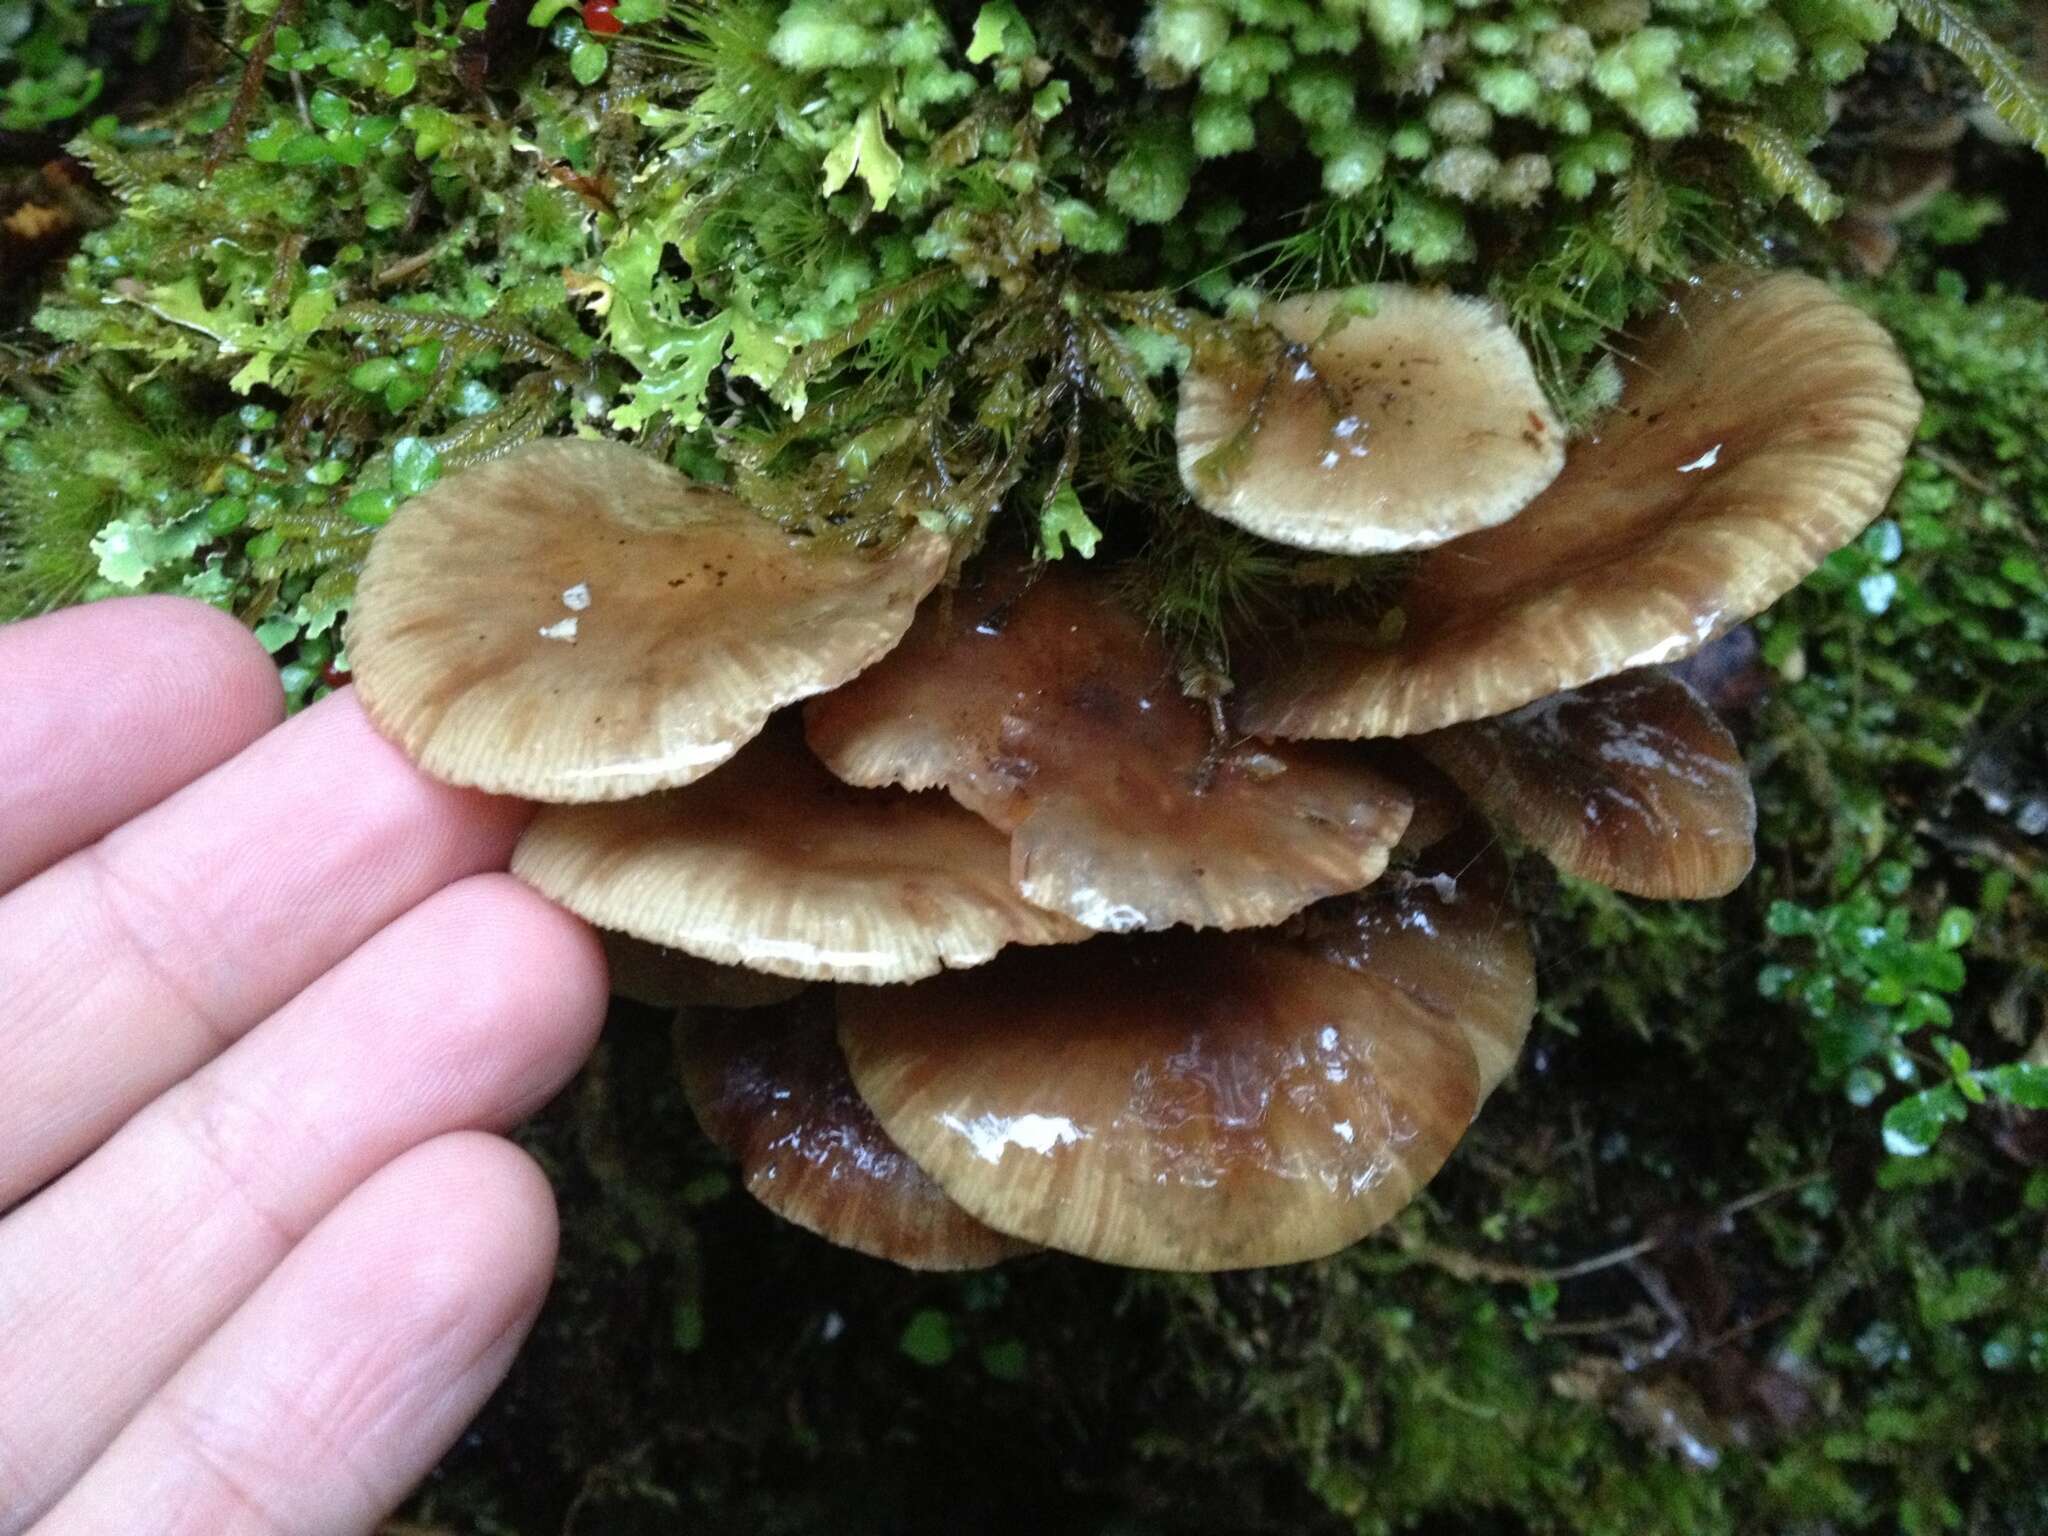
[348,438,949,801]
[805,563,1413,933]
[512,721,1086,983]
[1239,270,1923,740]
[599,930,808,1010]
[1298,828,1536,1099]
[1417,668,1756,900]
[837,918,1504,1271]
[678,1003,1031,1270]
[1175,285,1565,554]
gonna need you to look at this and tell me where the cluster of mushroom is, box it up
[347,269,1921,1272]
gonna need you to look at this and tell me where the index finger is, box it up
[0,598,285,892]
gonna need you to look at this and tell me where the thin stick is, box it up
[1402,1172,1824,1287]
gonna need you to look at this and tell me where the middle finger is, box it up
[0,689,531,1206]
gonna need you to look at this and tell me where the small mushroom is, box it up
[348,438,948,801]
[511,720,1087,983]
[1175,285,1565,554]
[599,930,809,1010]
[678,1001,1031,1270]
[1297,828,1536,1098]
[1239,270,1922,740]
[1415,668,1756,900]
[805,562,1413,933]
[837,906,1523,1270]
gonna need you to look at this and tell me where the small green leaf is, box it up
[898,1308,956,1366]
[570,39,608,84]
[406,105,459,159]
[277,132,330,166]
[1882,1084,1967,1157]
[1978,1062,2048,1110]
[672,1298,704,1352]
[205,496,251,534]
[350,357,402,391]
[342,488,400,526]
[820,103,903,211]
[1032,79,1070,121]
[254,616,300,654]
[391,436,442,496]
[91,511,211,589]
[966,2,1033,65]
[978,1339,1029,1381]
[308,90,352,131]
[1038,481,1101,560]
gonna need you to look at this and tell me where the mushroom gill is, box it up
[835,862,1530,1269]
[1415,668,1757,900]
[1238,270,1923,740]
[1175,285,1564,554]
[804,561,1414,933]
[348,438,948,801]
[511,721,1087,983]
[678,1001,1032,1271]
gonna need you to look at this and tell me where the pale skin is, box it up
[0,596,611,1534]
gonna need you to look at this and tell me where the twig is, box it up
[1401,1172,1825,1287]
[206,0,308,177]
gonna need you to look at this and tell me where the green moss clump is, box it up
[8,0,2043,684]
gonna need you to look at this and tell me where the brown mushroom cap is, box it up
[1175,286,1564,554]
[805,563,1413,933]
[1416,668,1756,900]
[1298,829,1536,1100]
[599,930,808,1010]
[511,721,1086,984]
[837,912,1516,1270]
[1239,270,1923,740]
[348,438,949,801]
[678,1002,1031,1270]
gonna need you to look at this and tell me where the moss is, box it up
[9,0,2040,670]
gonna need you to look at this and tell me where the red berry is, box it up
[322,660,353,689]
[583,0,622,34]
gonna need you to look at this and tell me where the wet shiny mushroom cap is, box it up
[1298,828,1536,1099]
[837,920,1501,1271]
[348,438,949,801]
[1416,668,1756,900]
[678,1003,1031,1271]
[1175,285,1564,555]
[1239,270,1923,740]
[598,930,809,1010]
[805,562,1413,933]
[511,721,1087,984]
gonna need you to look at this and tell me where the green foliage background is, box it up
[4,0,2047,1530]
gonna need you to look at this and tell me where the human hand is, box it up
[0,597,608,1534]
